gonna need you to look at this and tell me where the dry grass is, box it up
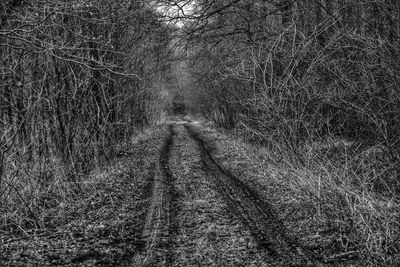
[0,126,165,237]
[203,123,400,265]
[0,125,167,265]
[0,158,76,234]
[283,145,400,264]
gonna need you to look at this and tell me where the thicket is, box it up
[178,0,400,264]
[0,0,172,233]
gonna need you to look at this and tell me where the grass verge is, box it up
[0,126,166,265]
[198,121,400,266]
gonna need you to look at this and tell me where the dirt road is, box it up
[132,125,178,266]
[131,121,323,266]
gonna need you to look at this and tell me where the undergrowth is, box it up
[0,127,162,237]
[0,158,77,234]
[212,125,400,265]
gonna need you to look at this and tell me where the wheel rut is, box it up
[185,124,322,265]
[132,124,178,266]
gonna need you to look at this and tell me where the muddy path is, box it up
[184,123,322,265]
[132,124,178,266]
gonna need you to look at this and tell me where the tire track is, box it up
[132,125,178,266]
[185,124,322,265]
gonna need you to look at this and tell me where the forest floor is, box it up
[1,117,368,266]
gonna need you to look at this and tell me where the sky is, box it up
[153,0,196,28]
